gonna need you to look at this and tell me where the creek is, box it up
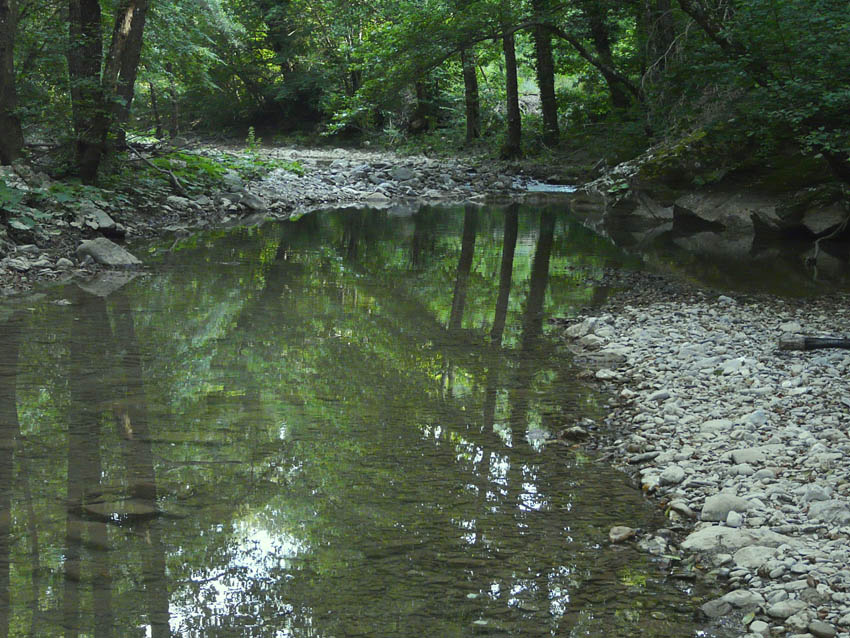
[0,203,734,637]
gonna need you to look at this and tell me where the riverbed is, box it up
[0,204,734,637]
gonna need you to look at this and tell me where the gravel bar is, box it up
[561,273,850,638]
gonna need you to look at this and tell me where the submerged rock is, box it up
[609,526,637,543]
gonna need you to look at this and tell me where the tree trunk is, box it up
[531,0,559,146]
[585,6,632,109]
[68,0,107,182]
[532,24,559,146]
[0,0,24,164]
[148,81,162,138]
[165,62,179,138]
[105,0,150,144]
[460,47,481,142]
[501,30,522,159]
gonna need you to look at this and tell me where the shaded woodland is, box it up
[0,0,848,183]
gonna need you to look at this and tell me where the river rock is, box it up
[701,493,751,521]
[722,589,765,609]
[766,599,808,619]
[659,465,685,485]
[81,202,118,232]
[729,446,783,465]
[808,620,837,638]
[681,526,794,552]
[700,598,732,618]
[390,166,416,181]
[733,545,776,570]
[239,191,266,211]
[702,418,734,433]
[609,526,636,543]
[807,500,850,525]
[76,238,142,267]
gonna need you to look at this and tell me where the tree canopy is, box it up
[0,0,848,182]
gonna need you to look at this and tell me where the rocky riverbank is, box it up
[559,271,850,638]
[0,145,534,296]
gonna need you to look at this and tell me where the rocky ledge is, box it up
[560,276,850,638]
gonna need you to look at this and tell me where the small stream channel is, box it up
[0,203,739,637]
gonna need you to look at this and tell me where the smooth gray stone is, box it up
[682,526,796,552]
[76,238,141,267]
[766,599,808,619]
[700,598,732,618]
[701,493,751,521]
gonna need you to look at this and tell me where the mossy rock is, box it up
[633,125,836,204]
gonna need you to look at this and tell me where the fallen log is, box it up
[779,334,850,351]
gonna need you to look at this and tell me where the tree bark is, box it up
[531,0,559,146]
[105,0,149,143]
[532,26,559,146]
[460,47,481,142]
[0,0,24,164]
[68,0,107,182]
[585,5,632,109]
[166,62,179,138]
[501,30,522,159]
[148,81,162,137]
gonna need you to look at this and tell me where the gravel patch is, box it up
[559,271,850,638]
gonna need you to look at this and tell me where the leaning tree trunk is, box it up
[0,0,24,164]
[460,47,481,142]
[501,30,522,159]
[586,6,632,109]
[106,0,150,145]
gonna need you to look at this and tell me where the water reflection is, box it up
[0,205,723,637]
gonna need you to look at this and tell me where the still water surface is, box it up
[0,205,723,637]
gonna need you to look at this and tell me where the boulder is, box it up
[76,238,141,267]
[681,525,795,552]
[672,190,760,235]
[802,202,848,235]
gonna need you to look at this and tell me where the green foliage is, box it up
[0,178,59,231]
[245,126,261,152]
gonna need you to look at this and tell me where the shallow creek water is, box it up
[0,204,727,637]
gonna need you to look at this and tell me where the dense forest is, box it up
[0,0,849,185]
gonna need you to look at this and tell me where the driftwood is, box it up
[779,333,850,351]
